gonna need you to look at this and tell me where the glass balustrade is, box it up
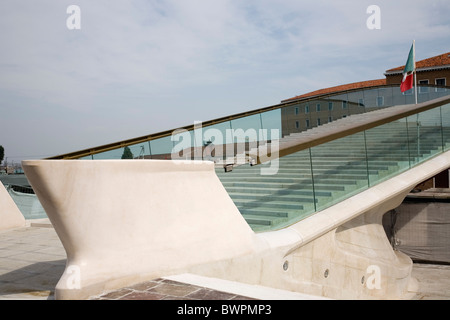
[88,85,449,161]
[217,102,450,232]
[59,85,450,232]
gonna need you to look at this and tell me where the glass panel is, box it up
[215,148,315,232]
[191,122,206,159]
[231,115,261,162]
[170,129,196,160]
[260,109,282,138]
[441,104,450,151]
[347,90,366,115]
[377,86,394,108]
[93,147,124,159]
[327,93,348,104]
[347,90,365,105]
[362,88,379,109]
[326,94,349,118]
[281,103,303,136]
[323,98,335,123]
[127,142,151,159]
[347,99,362,116]
[403,88,416,105]
[435,87,449,97]
[310,132,368,211]
[392,86,407,106]
[407,107,443,166]
[231,114,262,135]
[302,99,323,129]
[365,120,410,185]
[149,135,174,160]
[201,121,233,162]
[432,83,448,98]
[417,85,431,104]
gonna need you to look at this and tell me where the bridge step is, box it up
[216,123,446,231]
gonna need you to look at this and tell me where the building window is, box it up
[317,118,321,126]
[305,105,309,114]
[316,103,321,112]
[328,102,333,111]
[436,78,446,92]
[306,119,310,128]
[295,121,300,129]
[342,101,347,109]
[376,96,384,107]
[328,116,333,122]
[295,107,299,115]
[419,80,429,94]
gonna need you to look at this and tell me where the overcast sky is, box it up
[1,0,449,163]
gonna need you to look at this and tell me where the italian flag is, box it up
[400,43,415,93]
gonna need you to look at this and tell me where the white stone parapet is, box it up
[0,182,26,231]
[22,159,257,300]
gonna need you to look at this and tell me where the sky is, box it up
[0,0,449,164]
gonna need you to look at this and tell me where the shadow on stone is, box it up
[0,259,65,299]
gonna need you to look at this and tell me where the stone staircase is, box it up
[216,115,448,232]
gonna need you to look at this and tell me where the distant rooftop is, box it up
[385,52,450,74]
[281,79,386,102]
[283,51,450,103]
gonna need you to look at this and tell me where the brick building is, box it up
[385,52,450,89]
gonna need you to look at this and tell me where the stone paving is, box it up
[0,223,65,300]
[90,278,257,300]
[409,263,450,300]
[1,222,450,300]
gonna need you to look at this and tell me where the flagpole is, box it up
[413,40,418,104]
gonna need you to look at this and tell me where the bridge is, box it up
[4,84,450,299]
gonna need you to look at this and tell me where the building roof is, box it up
[283,51,450,103]
[385,52,450,74]
[281,79,386,102]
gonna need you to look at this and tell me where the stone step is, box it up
[228,192,315,203]
[232,199,312,210]
[239,207,291,218]
[220,176,365,185]
[222,181,347,191]
[223,187,332,198]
